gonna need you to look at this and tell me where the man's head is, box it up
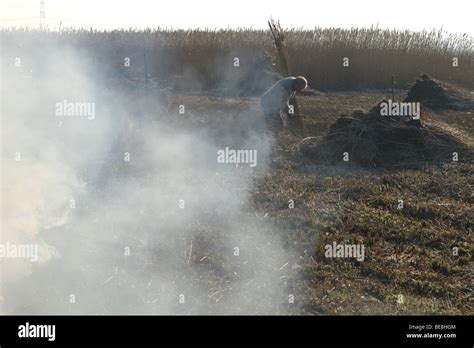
[293,76,308,92]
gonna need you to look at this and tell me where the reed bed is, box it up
[2,27,473,91]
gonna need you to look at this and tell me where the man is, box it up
[260,76,308,125]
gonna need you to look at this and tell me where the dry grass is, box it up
[2,27,473,91]
[254,162,473,314]
[252,92,473,314]
[165,91,473,314]
[2,28,472,314]
[298,99,474,169]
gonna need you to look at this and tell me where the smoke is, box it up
[0,38,295,314]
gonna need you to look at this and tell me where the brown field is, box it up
[167,92,473,314]
[1,28,473,315]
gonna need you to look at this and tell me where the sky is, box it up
[0,0,473,34]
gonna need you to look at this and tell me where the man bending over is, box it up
[260,76,308,125]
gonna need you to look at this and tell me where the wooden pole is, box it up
[268,19,306,136]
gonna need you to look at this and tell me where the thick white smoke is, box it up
[0,42,294,314]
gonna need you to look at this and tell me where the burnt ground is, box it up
[167,90,473,315]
